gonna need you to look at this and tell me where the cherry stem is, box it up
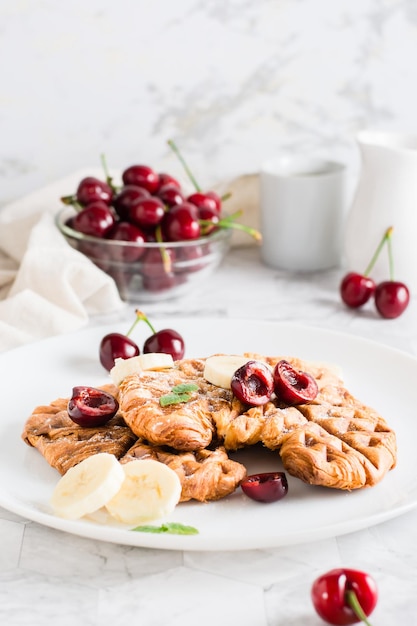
[363,226,393,277]
[60,196,83,212]
[386,227,395,281]
[155,225,173,273]
[100,153,117,193]
[133,309,157,335]
[200,210,262,242]
[345,590,373,626]
[167,139,201,192]
[221,192,232,202]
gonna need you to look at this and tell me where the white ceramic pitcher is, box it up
[344,130,417,291]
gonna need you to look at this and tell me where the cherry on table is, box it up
[231,360,274,406]
[340,272,376,308]
[374,280,410,319]
[72,202,116,237]
[241,472,288,503]
[67,386,119,427]
[311,568,378,625]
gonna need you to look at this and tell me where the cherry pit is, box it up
[340,226,410,319]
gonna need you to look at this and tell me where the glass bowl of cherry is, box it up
[55,156,236,303]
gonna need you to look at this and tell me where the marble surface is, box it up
[2,0,417,207]
[1,245,417,625]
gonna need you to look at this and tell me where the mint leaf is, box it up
[159,383,199,407]
[171,383,199,394]
[159,392,192,407]
[131,522,199,535]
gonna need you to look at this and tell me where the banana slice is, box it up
[203,354,253,389]
[50,453,125,520]
[105,459,182,525]
[110,353,174,386]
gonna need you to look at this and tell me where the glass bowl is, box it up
[55,206,232,303]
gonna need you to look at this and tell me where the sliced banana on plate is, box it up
[50,452,125,520]
[110,352,174,386]
[203,354,253,389]
[105,459,182,525]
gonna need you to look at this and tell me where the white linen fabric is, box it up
[0,170,125,352]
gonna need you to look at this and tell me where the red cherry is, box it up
[72,202,116,237]
[158,172,181,190]
[340,227,392,310]
[143,329,185,360]
[187,192,220,215]
[112,185,150,220]
[241,472,288,503]
[231,360,274,406]
[76,177,113,206]
[122,165,160,194]
[311,568,378,625]
[273,360,318,404]
[142,273,180,293]
[67,386,119,427]
[374,280,410,318]
[129,197,166,229]
[198,206,220,235]
[140,247,176,278]
[205,190,222,213]
[107,221,147,262]
[162,202,201,241]
[340,272,376,308]
[158,184,185,208]
[99,332,140,371]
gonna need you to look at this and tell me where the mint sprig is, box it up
[159,383,198,407]
[131,522,199,535]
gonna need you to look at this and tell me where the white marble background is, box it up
[1,0,417,207]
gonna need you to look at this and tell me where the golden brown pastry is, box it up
[22,389,137,476]
[120,440,246,502]
[118,358,231,451]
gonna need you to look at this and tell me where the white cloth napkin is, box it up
[0,170,125,353]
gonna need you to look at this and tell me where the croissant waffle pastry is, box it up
[22,384,246,502]
[22,354,397,500]
[117,355,397,490]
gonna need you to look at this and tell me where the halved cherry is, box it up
[231,360,274,406]
[67,386,119,427]
[241,472,288,503]
[273,360,318,404]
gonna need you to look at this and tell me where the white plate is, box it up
[1,318,416,551]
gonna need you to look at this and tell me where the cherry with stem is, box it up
[340,226,393,309]
[375,227,410,319]
[99,313,144,372]
[135,309,185,361]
